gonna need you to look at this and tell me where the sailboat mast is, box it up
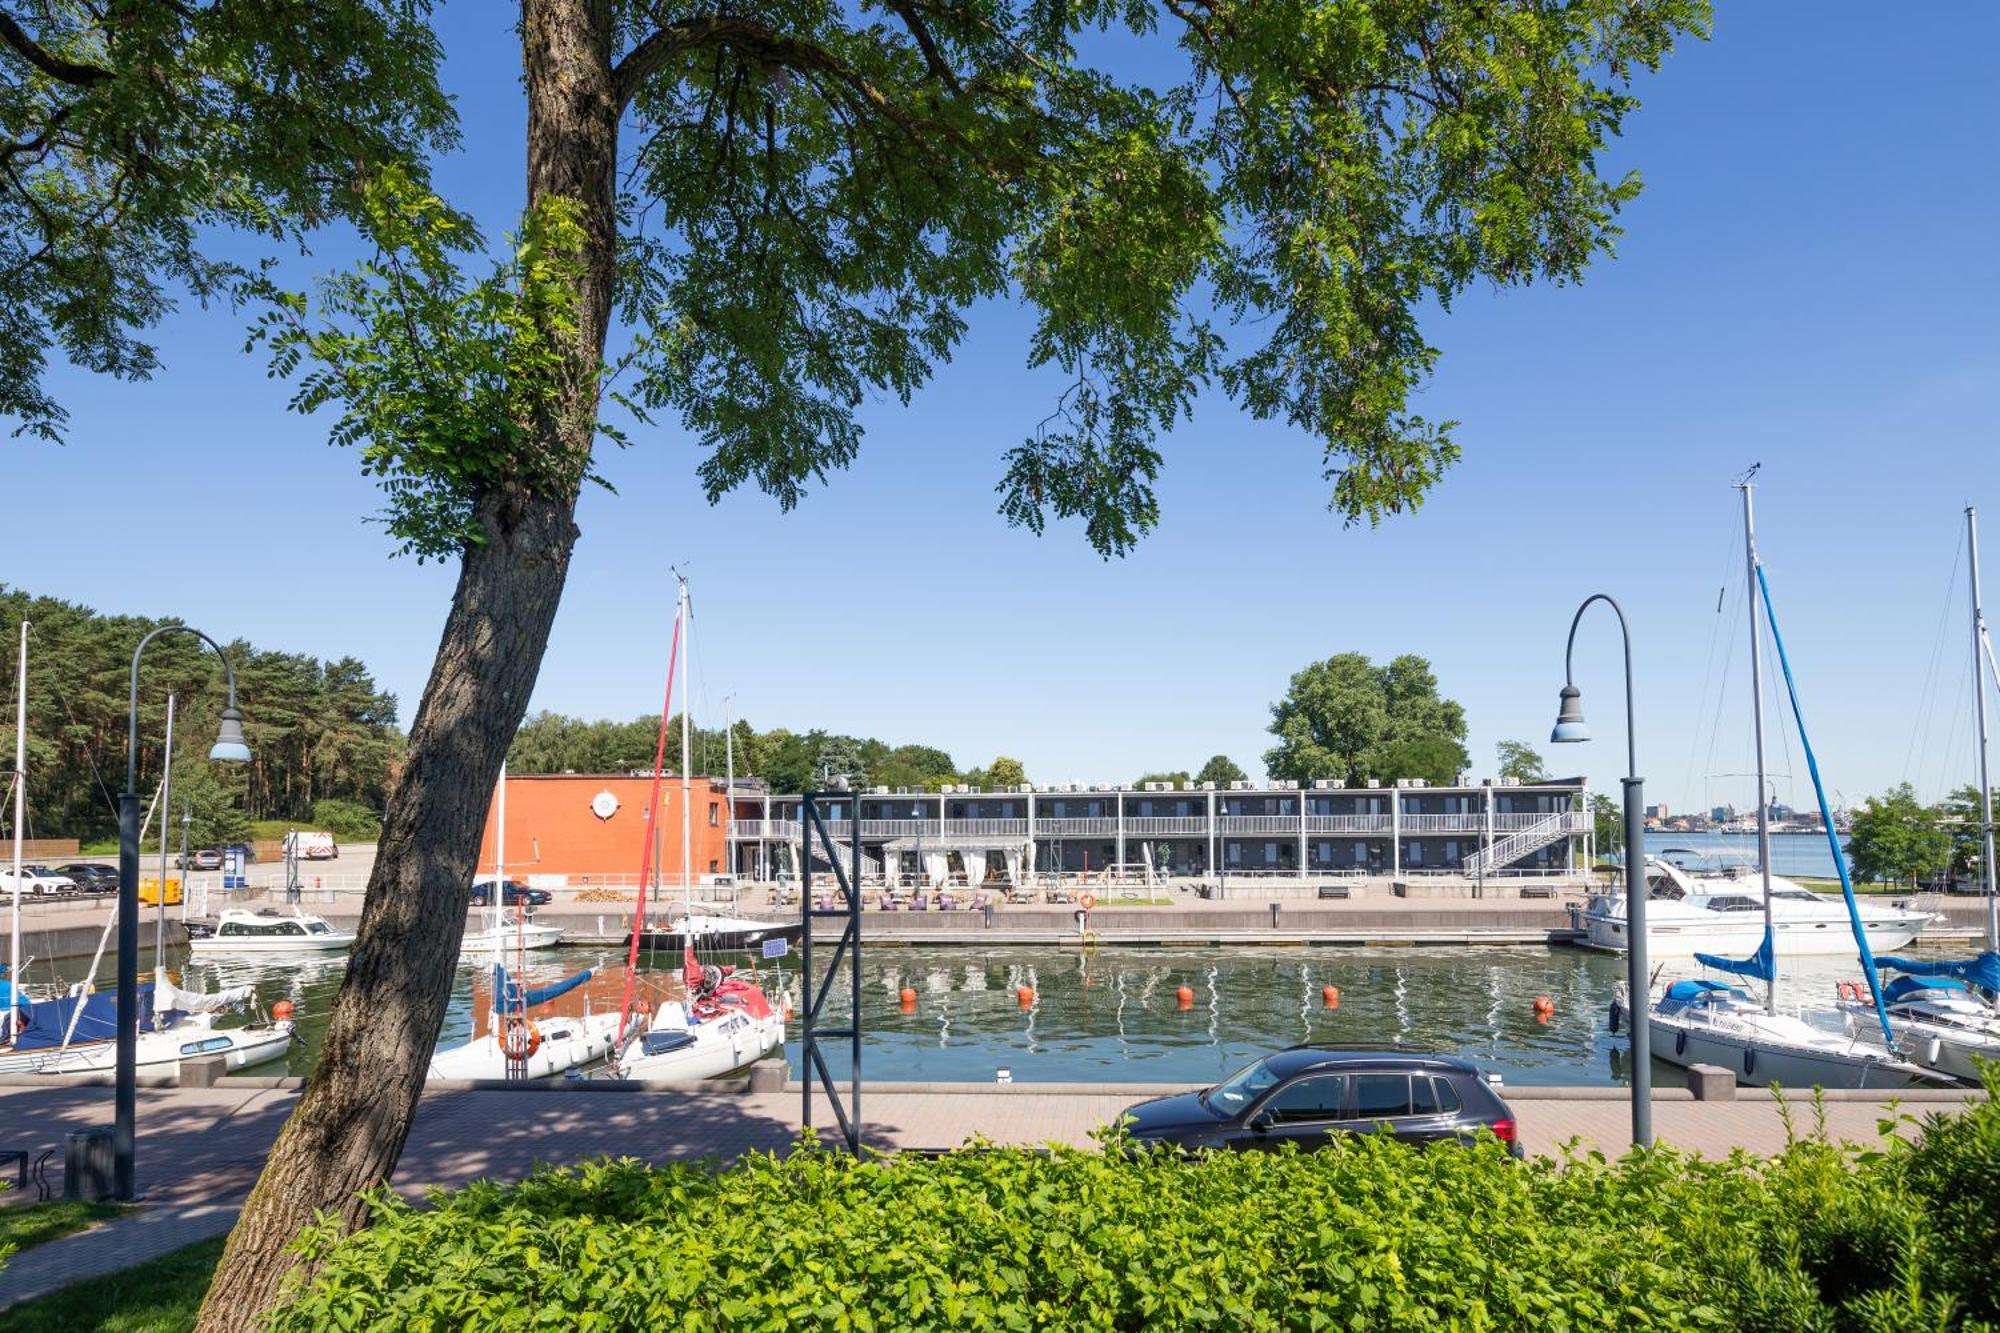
[724,694,736,881]
[1741,482,1779,1014]
[1967,506,1998,957]
[154,694,174,973]
[679,576,693,916]
[7,620,25,1042]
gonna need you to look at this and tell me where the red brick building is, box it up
[475,773,732,882]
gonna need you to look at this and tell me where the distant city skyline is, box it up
[7,5,1998,817]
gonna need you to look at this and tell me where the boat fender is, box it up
[1607,999,1623,1034]
[1742,1047,1755,1078]
[503,1017,542,1063]
[1836,980,1864,1003]
[1924,1037,1942,1066]
[1675,1029,1687,1058]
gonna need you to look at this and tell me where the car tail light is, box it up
[1489,1117,1517,1143]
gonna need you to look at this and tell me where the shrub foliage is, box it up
[274,1081,2000,1332]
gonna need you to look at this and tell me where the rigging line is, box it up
[1931,649,1974,806]
[1701,576,1745,806]
[1680,519,1742,807]
[1755,563,1896,1046]
[1902,534,1964,788]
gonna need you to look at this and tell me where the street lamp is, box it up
[1551,594,1650,1149]
[119,625,250,1200]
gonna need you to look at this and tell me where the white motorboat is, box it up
[1576,858,1932,956]
[1646,978,1942,1089]
[1837,970,2000,1085]
[0,977,294,1075]
[460,911,564,955]
[187,909,355,953]
[428,965,620,1081]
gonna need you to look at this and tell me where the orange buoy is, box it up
[1533,995,1555,1015]
[271,999,296,1022]
[1536,1011,1550,1025]
[1320,985,1340,1009]
[1016,986,1035,1009]
[899,987,917,1010]
[1175,985,1194,1010]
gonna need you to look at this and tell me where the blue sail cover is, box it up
[1876,951,2000,996]
[493,964,594,1012]
[1694,928,1776,982]
[1881,974,1969,1005]
[6,984,156,1051]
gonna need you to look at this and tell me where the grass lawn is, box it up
[0,1201,131,1256]
[0,1236,220,1333]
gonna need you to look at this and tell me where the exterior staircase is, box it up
[1462,811,1574,877]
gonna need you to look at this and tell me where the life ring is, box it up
[1078,892,1097,911]
[502,1017,542,1062]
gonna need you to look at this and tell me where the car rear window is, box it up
[1353,1073,1413,1119]
[1412,1076,1461,1115]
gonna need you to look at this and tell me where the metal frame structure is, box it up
[798,791,863,1153]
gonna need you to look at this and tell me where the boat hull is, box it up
[427,1011,623,1082]
[0,1021,294,1076]
[1581,911,1927,957]
[616,1006,785,1081]
[1648,1013,1935,1089]
[461,922,565,954]
[630,921,802,953]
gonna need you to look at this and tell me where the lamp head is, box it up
[1550,685,1590,744]
[209,706,252,763]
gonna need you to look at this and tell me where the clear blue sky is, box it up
[9,4,1997,815]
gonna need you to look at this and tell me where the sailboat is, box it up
[1645,480,1941,1089]
[1837,505,2000,1083]
[611,574,785,1081]
[427,962,622,1081]
[461,762,563,955]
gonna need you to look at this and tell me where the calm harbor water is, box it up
[1646,831,1845,879]
[63,936,1953,1090]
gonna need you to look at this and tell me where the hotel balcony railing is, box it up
[1494,810,1588,831]
[1035,818,1117,836]
[1217,816,1303,833]
[729,820,800,840]
[1306,814,1393,833]
[1399,814,1486,832]
[1122,816,1210,836]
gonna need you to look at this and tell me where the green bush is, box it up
[268,1080,2000,1333]
[307,798,381,841]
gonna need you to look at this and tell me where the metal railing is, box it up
[1122,816,1209,835]
[1029,818,1116,836]
[1218,816,1302,833]
[1305,815,1392,833]
[1398,813,1485,832]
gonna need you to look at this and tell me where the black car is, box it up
[1120,1047,1521,1156]
[55,863,119,893]
[469,878,553,907]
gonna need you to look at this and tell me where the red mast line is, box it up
[616,610,681,1044]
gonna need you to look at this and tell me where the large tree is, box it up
[1265,651,1469,784]
[1496,740,1549,784]
[3,3,1709,1325]
[1846,784,1952,888]
[1197,754,1247,786]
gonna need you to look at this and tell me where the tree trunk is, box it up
[194,3,619,1328]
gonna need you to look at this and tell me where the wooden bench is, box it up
[1317,884,1352,900]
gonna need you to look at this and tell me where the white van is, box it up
[284,830,340,860]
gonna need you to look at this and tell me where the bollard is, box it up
[179,1054,228,1088]
[747,1061,788,1093]
[1686,1063,1737,1102]
[1270,902,1281,929]
[982,902,996,927]
[64,1127,115,1201]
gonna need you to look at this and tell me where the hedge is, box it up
[273,1077,2000,1332]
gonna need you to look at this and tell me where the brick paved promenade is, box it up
[0,1081,1980,1310]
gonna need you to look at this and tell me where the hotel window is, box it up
[1354,842,1368,865]
[1408,842,1424,866]
[708,803,719,826]
[1445,840,1459,864]
[1263,841,1278,864]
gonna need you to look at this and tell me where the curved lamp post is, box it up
[118,625,250,1200]
[1551,595,1650,1149]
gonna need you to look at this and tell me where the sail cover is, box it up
[494,964,594,1012]
[1875,951,2000,995]
[1694,928,1775,983]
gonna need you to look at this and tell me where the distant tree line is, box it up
[1846,783,1997,888]
[1,586,401,840]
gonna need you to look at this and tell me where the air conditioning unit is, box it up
[1144,781,1167,792]
[1366,778,1381,788]
[1200,781,1216,790]
[1312,779,1334,789]
[1017,783,1034,794]
[872,786,889,795]
[1498,777,1520,787]
[1231,780,1255,790]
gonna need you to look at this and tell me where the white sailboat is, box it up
[1838,505,2000,1083]
[1646,480,1940,1089]
[461,763,563,955]
[427,963,622,1081]
[613,574,785,1081]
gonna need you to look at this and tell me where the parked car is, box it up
[1119,1046,1520,1156]
[0,864,78,896]
[469,878,553,908]
[177,848,225,871]
[54,863,119,893]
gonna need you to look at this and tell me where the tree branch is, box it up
[0,11,113,85]
[885,1,962,92]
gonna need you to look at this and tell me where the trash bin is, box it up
[64,1127,115,1201]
